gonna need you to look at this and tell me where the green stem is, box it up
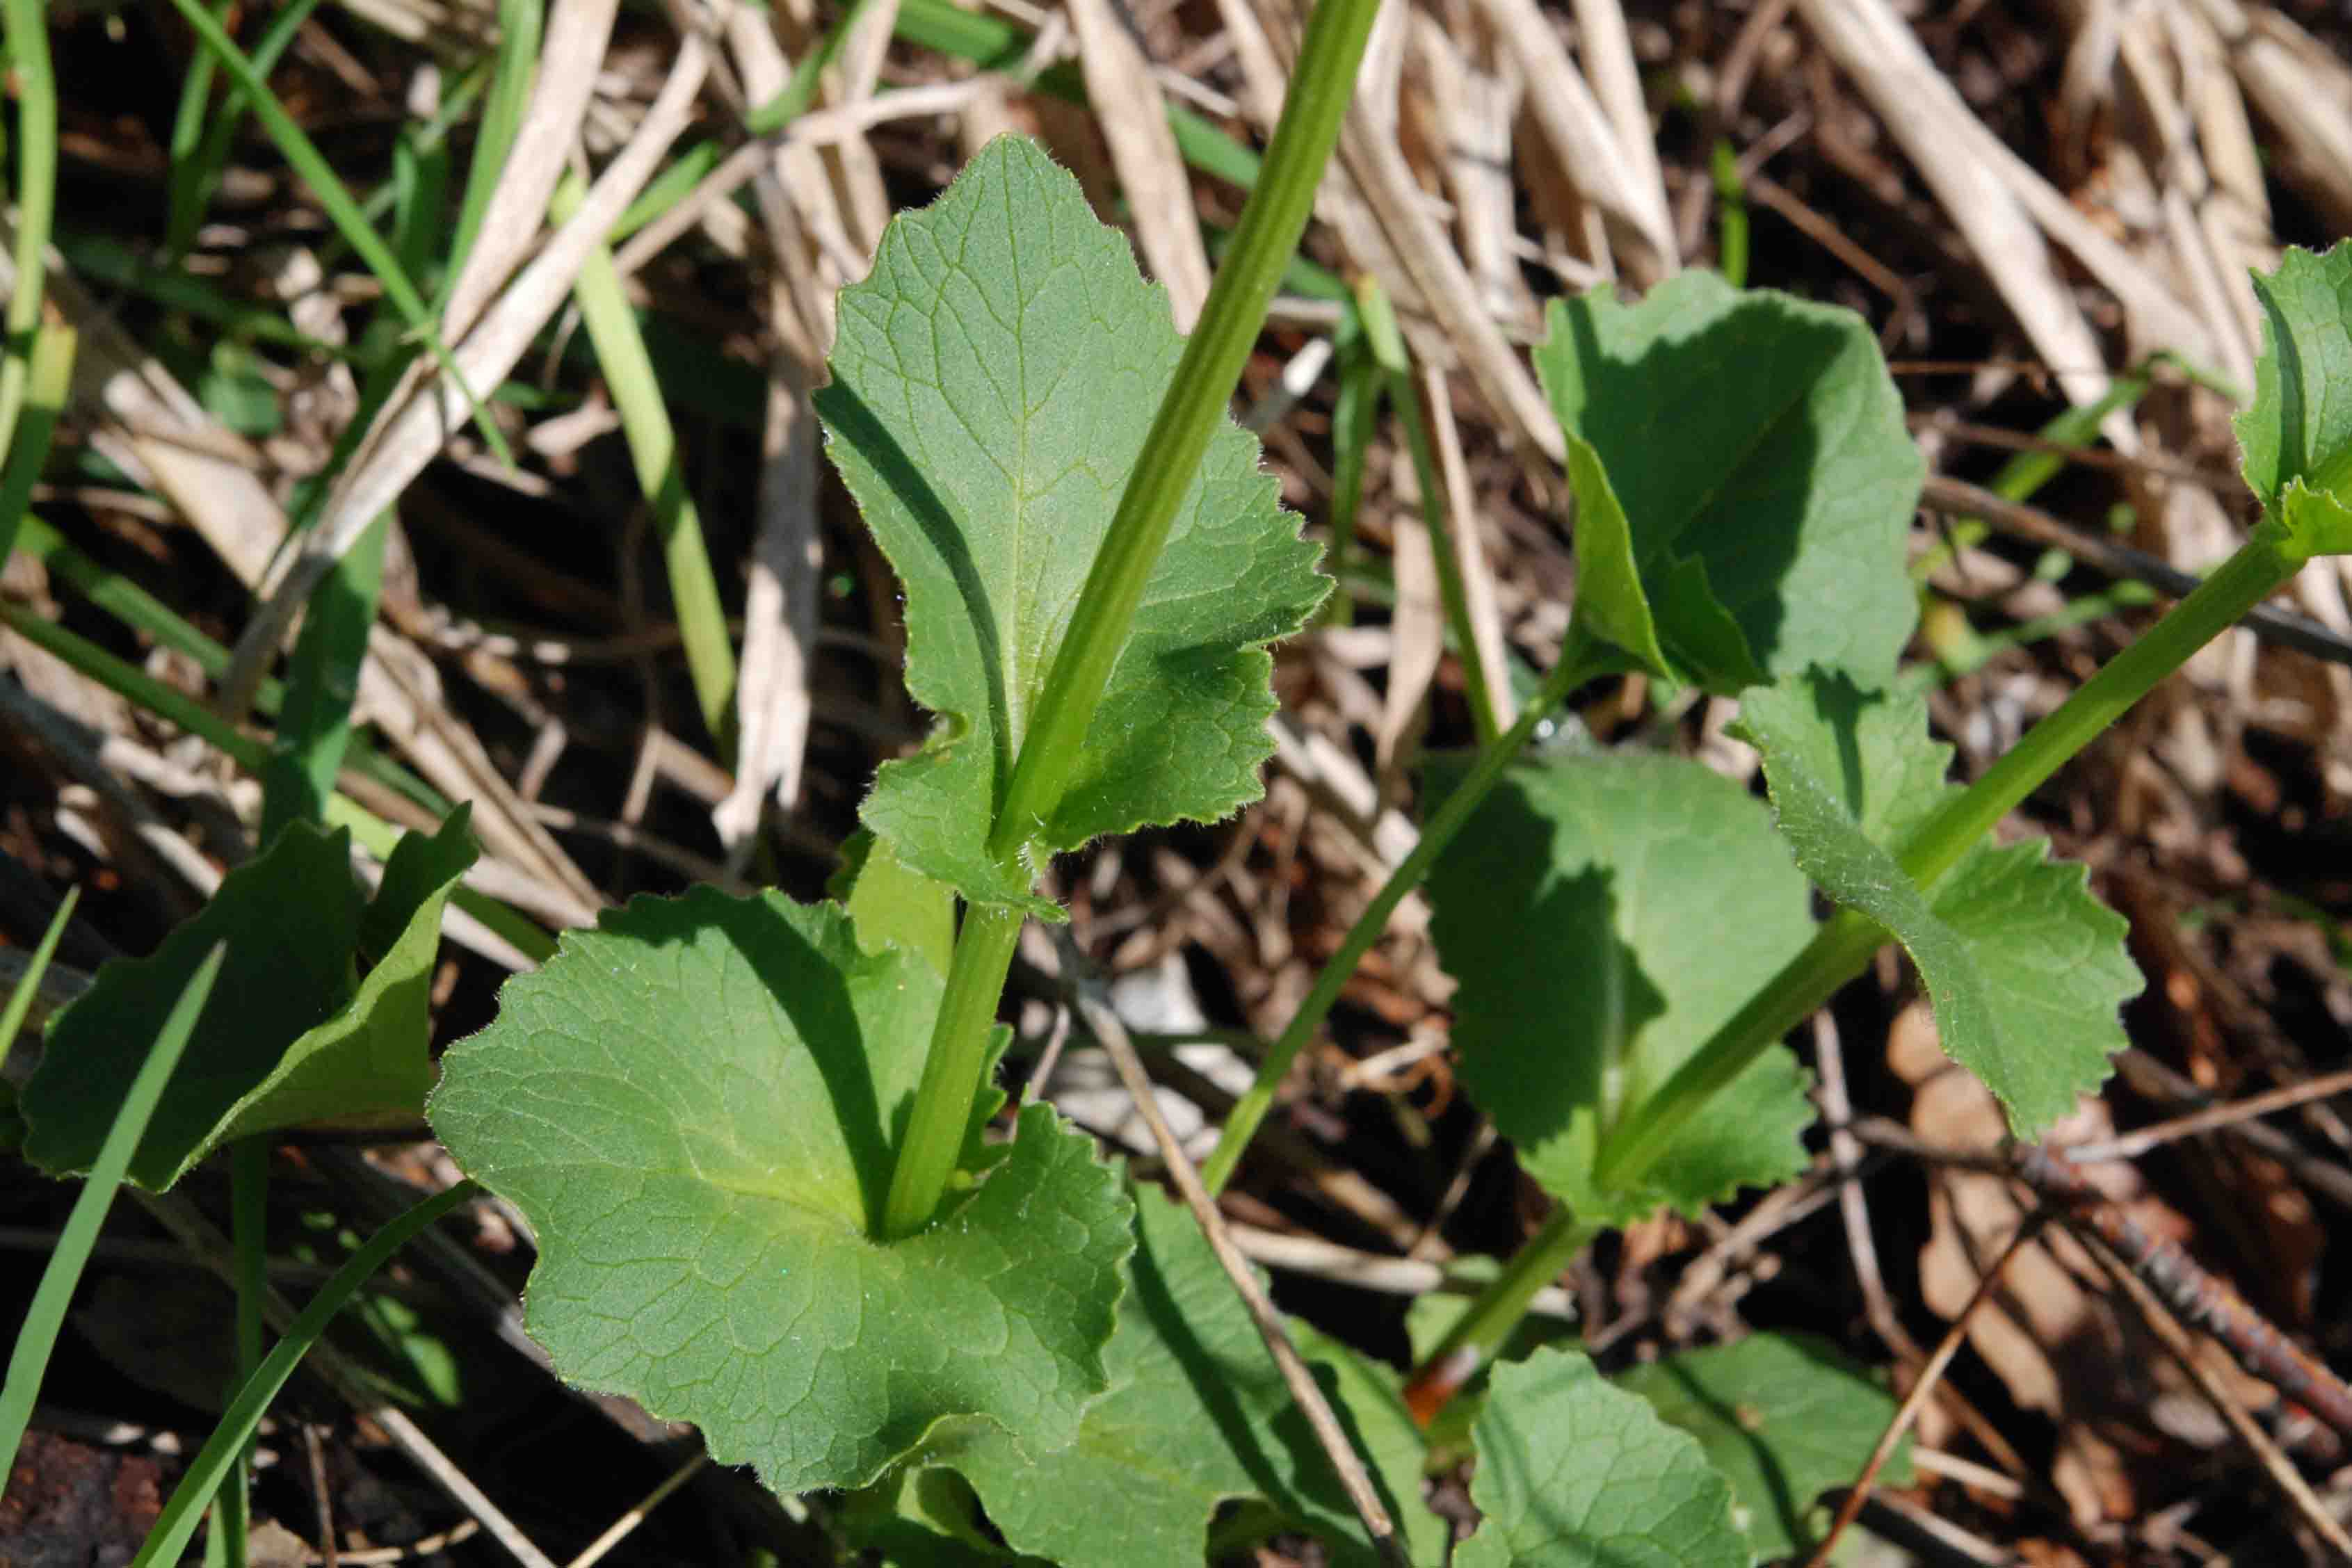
[0,0,58,451]
[1319,332,1380,631]
[983,0,1381,868]
[881,903,1024,1238]
[1200,631,1612,1195]
[1360,280,1503,745]
[880,0,1383,1238]
[565,181,738,749]
[1898,524,2299,889]
[223,1138,270,1567]
[1401,1205,1596,1423]
[0,325,74,565]
[1595,522,2306,1197]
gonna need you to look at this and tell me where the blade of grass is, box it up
[0,0,58,449]
[128,1179,481,1568]
[560,177,737,749]
[0,325,74,563]
[164,0,240,260]
[1358,279,1501,745]
[1711,140,1748,288]
[166,0,330,261]
[1320,325,1380,629]
[0,935,221,1466]
[447,0,544,284]
[159,0,515,469]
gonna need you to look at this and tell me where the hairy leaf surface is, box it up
[1458,1347,1747,1567]
[1535,270,1919,692]
[1427,750,1817,1222]
[819,136,1326,910]
[1618,1332,1906,1561]
[1737,677,2141,1137]
[428,889,1132,1492]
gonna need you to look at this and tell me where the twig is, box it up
[373,1407,560,1568]
[2074,1225,2352,1558]
[2013,1143,2352,1439]
[1226,1220,1577,1318]
[1922,474,2352,670]
[2062,1065,2352,1164]
[1803,1217,2047,1568]
[1065,970,1412,1568]
[564,1453,709,1568]
[304,1422,339,1568]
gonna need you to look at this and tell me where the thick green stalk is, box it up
[882,903,1024,1238]
[1899,524,2299,889]
[983,0,1381,868]
[1401,1205,1596,1425]
[1200,631,1613,1195]
[1595,522,2306,1197]
[880,0,1383,1238]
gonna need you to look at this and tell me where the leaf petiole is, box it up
[1596,519,2308,1197]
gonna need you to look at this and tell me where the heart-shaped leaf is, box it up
[1737,676,2142,1137]
[1535,270,1921,693]
[1458,1346,1748,1567]
[426,888,1132,1493]
[1426,750,1817,1222]
[818,136,1327,912]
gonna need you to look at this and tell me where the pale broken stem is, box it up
[217,29,712,723]
[2061,1064,2352,1164]
[1070,983,1412,1568]
[564,1453,709,1568]
[2077,1228,2352,1560]
[1802,1218,2047,1568]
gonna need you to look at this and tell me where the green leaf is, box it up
[926,1184,1389,1567]
[1534,270,1920,692]
[22,823,361,1190]
[1289,1323,1451,1566]
[211,807,477,1144]
[2279,476,2352,560]
[2237,243,2352,512]
[1426,750,1818,1223]
[426,888,1133,1493]
[1736,676,2142,1137]
[832,828,956,976]
[817,136,1327,911]
[1616,1332,1906,1562]
[1458,1346,1748,1567]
